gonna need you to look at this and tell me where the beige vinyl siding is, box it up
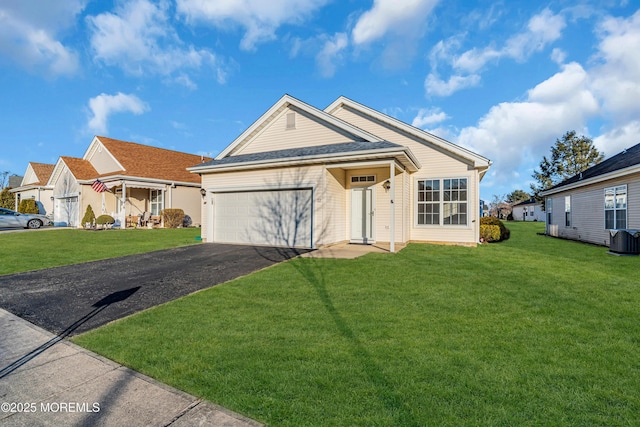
[169,187,202,226]
[547,172,640,246]
[86,143,122,175]
[201,165,339,246]
[22,165,38,185]
[235,107,360,156]
[333,106,478,244]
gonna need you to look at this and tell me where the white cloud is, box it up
[87,93,149,134]
[87,0,227,86]
[425,73,481,96]
[0,1,85,76]
[594,121,640,156]
[315,33,348,78]
[428,8,566,97]
[590,9,640,122]
[455,62,598,190]
[412,107,449,128]
[176,0,330,51]
[503,8,566,62]
[351,0,439,45]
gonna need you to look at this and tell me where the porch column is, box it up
[120,181,127,228]
[389,161,395,253]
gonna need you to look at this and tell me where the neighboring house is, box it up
[540,141,640,246]
[10,163,55,215]
[47,136,208,227]
[189,95,491,250]
[8,174,23,189]
[512,198,545,222]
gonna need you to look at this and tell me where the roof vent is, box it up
[579,172,583,180]
[286,112,296,130]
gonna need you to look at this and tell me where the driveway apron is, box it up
[0,243,306,336]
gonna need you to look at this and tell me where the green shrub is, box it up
[0,188,15,209]
[18,199,39,214]
[162,208,185,229]
[480,217,510,242]
[96,214,115,225]
[82,205,96,225]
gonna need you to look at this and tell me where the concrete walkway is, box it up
[301,242,406,259]
[0,309,262,427]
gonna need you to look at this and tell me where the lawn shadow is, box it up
[289,257,419,426]
[0,287,140,379]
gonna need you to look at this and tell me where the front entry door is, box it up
[351,187,374,244]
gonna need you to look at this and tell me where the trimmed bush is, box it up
[82,205,96,226]
[18,199,39,214]
[162,208,185,229]
[480,217,510,242]
[0,188,15,209]
[96,214,115,225]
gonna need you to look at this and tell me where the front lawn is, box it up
[0,228,200,275]
[73,222,640,426]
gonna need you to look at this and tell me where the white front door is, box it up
[351,187,374,244]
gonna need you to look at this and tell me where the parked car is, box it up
[0,208,51,229]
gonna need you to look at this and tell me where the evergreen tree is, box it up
[531,131,604,198]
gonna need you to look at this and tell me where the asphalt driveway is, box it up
[0,244,307,336]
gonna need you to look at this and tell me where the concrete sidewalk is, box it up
[300,242,406,259]
[0,309,262,427]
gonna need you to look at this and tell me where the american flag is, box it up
[91,179,108,193]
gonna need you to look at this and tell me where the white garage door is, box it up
[213,189,313,248]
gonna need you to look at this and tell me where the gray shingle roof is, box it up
[196,140,403,168]
[548,141,640,191]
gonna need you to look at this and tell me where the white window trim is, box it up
[150,189,164,216]
[564,195,571,228]
[414,176,471,228]
[604,185,627,230]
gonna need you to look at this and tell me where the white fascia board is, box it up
[191,147,419,174]
[77,175,200,188]
[215,94,382,160]
[325,96,492,169]
[47,157,74,186]
[540,164,640,196]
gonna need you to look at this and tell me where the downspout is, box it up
[389,161,395,253]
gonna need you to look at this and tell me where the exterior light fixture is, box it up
[200,188,206,197]
[382,180,391,191]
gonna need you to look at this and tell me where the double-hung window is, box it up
[417,178,468,226]
[564,196,571,227]
[604,185,627,229]
[150,189,164,216]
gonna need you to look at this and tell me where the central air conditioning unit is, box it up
[609,229,640,255]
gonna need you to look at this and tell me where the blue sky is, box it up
[1,0,639,201]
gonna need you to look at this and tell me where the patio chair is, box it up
[139,211,151,227]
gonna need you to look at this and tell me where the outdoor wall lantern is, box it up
[200,188,206,198]
[382,180,391,191]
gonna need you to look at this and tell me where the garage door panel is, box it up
[213,189,312,248]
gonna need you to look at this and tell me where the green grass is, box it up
[73,222,640,426]
[0,228,201,275]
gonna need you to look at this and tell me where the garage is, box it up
[212,189,313,248]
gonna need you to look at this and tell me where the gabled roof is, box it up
[324,96,492,171]
[30,163,55,185]
[190,140,421,173]
[513,198,541,207]
[541,141,640,196]
[215,94,384,159]
[89,136,209,184]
